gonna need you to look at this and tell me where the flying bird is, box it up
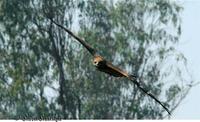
[49,18,171,115]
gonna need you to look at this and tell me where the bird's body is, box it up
[49,18,171,115]
[93,55,128,77]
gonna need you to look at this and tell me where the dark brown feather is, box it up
[49,18,96,56]
[105,62,129,77]
[96,60,128,77]
[129,76,171,115]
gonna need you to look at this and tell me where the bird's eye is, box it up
[93,61,98,65]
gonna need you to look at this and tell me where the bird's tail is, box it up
[128,75,171,115]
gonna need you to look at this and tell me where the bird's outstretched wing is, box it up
[129,75,171,115]
[103,61,170,114]
[49,18,96,56]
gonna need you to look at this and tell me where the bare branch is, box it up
[163,81,196,119]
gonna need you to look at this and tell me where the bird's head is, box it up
[92,55,103,66]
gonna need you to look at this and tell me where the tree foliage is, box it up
[0,0,193,119]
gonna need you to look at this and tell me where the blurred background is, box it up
[0,0,199,120]
[172,0,200,119]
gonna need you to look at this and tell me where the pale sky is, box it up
[172,0,200,119]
